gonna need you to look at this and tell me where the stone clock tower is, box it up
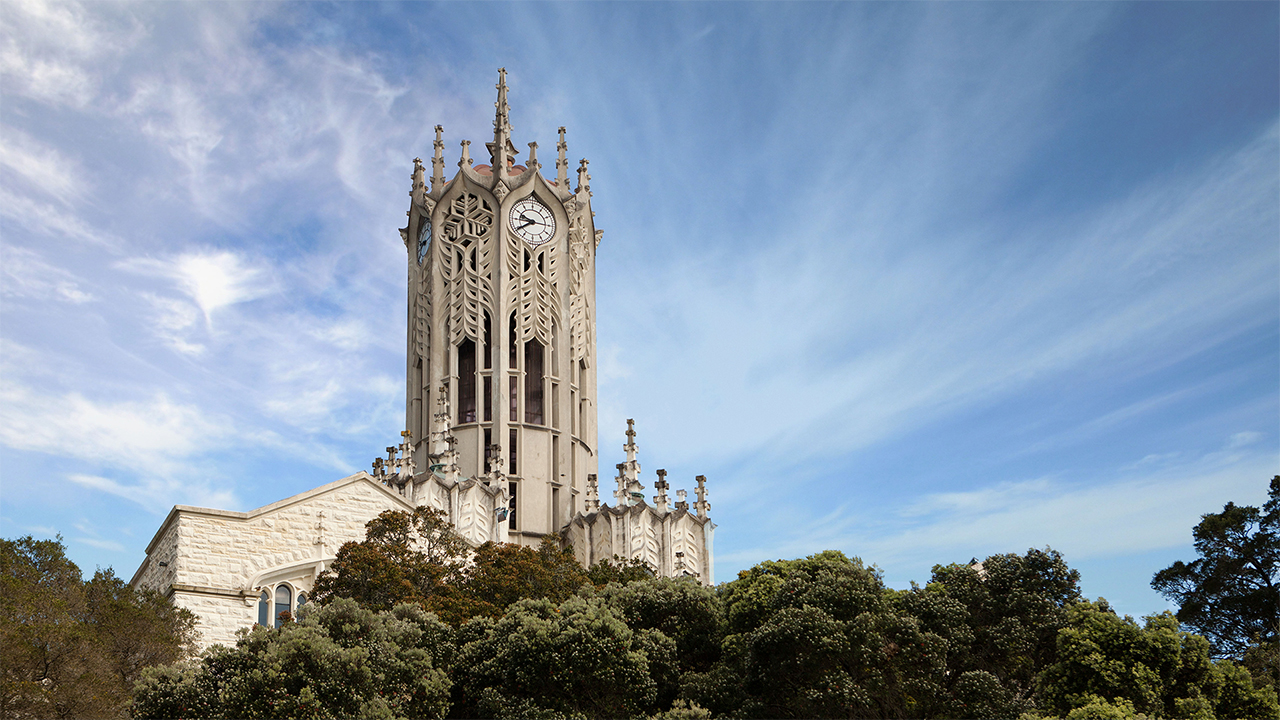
[132,71,714,650]
[399,69,599,545]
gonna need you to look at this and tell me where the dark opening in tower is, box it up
[457,339,476,424]
[524,339,544,425]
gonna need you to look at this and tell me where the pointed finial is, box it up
[694,475,710,519]
[556,127,569,189]
[412,157,425,187]
[654,469,669,512]
[577,158,590,195]
[527,142,539,173]
[431,125,445,191]
[488,68,516,175]
[586,473,600,511]
[624,418,637,464]
[459,140,472,168]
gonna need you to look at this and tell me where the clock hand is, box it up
[518,214,537,229]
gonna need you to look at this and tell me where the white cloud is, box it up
[0,379,226,477]
[0,246,95,303]
[0,0,141,108]
[121,250,273,327]
[0,126,83,203]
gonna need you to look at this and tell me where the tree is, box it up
[586,554,656,586]
[449,537,590,622]
[1151,476,1279,659]
[132,599,454,720]
[899,547,1083,717]
[1,535,196,720]
[1034,599,1278,720]
[689,551,949,719]
[452,595,670,719]
[311,507,469,612]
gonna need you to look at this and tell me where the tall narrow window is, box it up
[483,376,492,422]
[551,383,559,428]
[524,339,544,425]
[413,358,423,438]
[509,313,518,366]
[509,428,518,476]
[458,340,476,424]
[274,585,292,628]
[504,371,514,422]
[508,481,518,530]
[257,590,270,627]
[484,428,492,474]
[483,312,493,369]
[552,487,560,531]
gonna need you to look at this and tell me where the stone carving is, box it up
[443,192,495,345]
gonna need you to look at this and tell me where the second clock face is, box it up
[417,219,431,264]
[509,198,556,247]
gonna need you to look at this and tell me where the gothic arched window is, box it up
[457,339,476,424]
[524,339,544,425]
[274,584,292,628]
[257,590,270,627]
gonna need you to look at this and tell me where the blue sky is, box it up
[1,1,1276,618]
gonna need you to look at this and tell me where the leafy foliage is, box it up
[311,507,468,613]
[1034,600,1278,720]
[688,551,949,719]
[452,595,667,719]
[1,535,196,720]
[132,599,454,720]
[1151,475,1279,659]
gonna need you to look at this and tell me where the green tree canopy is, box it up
[452,595,670,719]
[1151,476,1279,659]
[1,535,196,720]
[311,507,469,613]
[688,551,949,719]
[132,599,454,720]
[1034,600,1278,720]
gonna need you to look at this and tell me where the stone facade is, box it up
[132,70,715,650]
[130,475,415,648]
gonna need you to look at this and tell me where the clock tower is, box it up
[401,69,599,545]
[392,70,713,582]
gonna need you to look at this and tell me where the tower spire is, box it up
[431,125,445,191]
[556,127,569,189]
[487,68,517,177]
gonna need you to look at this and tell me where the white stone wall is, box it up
[134,473,414,649]
[565,504,715,585]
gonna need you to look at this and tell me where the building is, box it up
[131,70,715,649]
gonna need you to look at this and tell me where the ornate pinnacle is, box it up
[654,469,670,512]
[694,475,710,519]
[412,157,425,190]
[459,140,472,168]
[494,68,511,137]
[586,473,600,512]
[556,127,569,189]
[624,418,637,462]
[527,141,538,172]
[576,158,590,195]
[488,68,516,176]
[431,125,445,191]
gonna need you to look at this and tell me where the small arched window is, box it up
[257,590,270,627]
[296,592,307,612]
[274,584,292,628]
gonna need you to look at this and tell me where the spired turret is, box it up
[395,70,713,583]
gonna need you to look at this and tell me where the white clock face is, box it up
[509,198,556,247]
[417,219,431,264]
